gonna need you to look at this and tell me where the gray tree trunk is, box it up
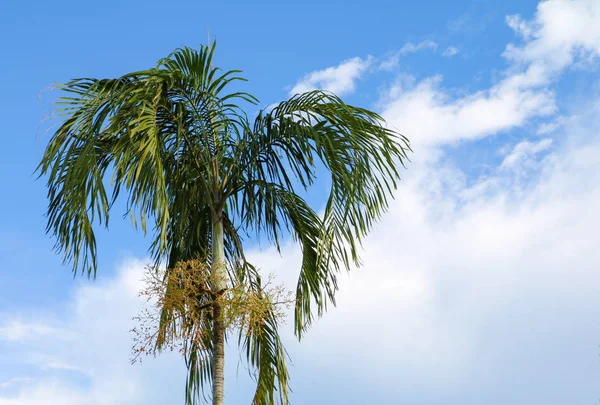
[211,218,226,405]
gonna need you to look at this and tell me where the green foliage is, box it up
[38,42,410,404]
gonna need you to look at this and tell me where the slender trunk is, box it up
[211,217,226,405]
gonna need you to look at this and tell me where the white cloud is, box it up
[379,40,439,70]
[257,3,600,401]
[0,320,71,343]
[285,1,600,151]
[442,46,460,57]
[378,0,600,149]
[378,55,400,72]
[292,41,438,90]
[0,378,35,390]
[245,97,600,402]
[536,115,567,134]
[0,259,182,405]
[499,138,553,170]
[27,354,89,374]
[399,40,439,54]
[379,74,556,147]
[4,106,600,402]
[0,259,266,405]
[506,14,534,40]
[504,0,600,76]
[4,100,600,405]
[289,56,373,96]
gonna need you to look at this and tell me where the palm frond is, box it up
[237,265,290,405]
[233,90,410,336]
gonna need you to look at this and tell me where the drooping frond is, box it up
[245,308,290,405]
[184,317,214,405]
[237,265,290,405]
[37,42,255,277]
[37,76,146,277]
[230,90,411,336]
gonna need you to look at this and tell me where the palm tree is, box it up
[37,43,410,405]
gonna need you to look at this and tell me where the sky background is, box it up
[1,0,600,403]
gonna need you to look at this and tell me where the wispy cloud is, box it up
[289,56,373,96]
[499,138,553,170]
[536,116,567,134]
[0,377,35,390]
[399,40,439,54]
[447,9,496,34]
[442,46,460,57]
[448,12,472,32]
[379,40,439,70]
[27,354,90,375]
[0,320,71,342]
[291,40,440,93]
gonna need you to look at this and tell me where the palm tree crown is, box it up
[38,42,410,405]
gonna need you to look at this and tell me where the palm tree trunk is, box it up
[211,217,226,405]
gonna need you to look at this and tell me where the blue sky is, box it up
[1,0,600,404]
